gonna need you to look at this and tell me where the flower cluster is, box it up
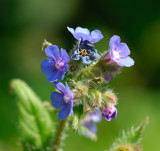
[41,45,73,120]
[41,26,134,134]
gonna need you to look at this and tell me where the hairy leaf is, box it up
[109,117,149,151]
[10,79,54,149]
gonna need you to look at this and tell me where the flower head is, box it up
[41,45,69,82]
[71,38,100,64]
[67,26,103,43]
[107,35,134,67]
[51,81,73,120]
[81,110,101,135]
[102,104,117,121]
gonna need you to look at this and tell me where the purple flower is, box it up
[41,45,69,82]
[102,105,117,121]
[67,26,103,43]
[81,110,101,135]
[51,81,73,120]
[107,35,134,67]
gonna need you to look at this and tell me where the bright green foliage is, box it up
[10,79,54,150]
[109,117,149,151]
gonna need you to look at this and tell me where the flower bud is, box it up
[104,74,113,82]
[68,60,79,74]
[89,89,102,108]
[102,104,117,121]
[72,84,88,100]
[114,144,142,151]
[102,90,118,105]
[42,39,52,51]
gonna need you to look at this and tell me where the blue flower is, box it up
[102,104,117,121]
[106,35,134,67]
[51,81,73,120]
[71,38,100,64]
[81,110,101,136]
[67,26,103,43]
[41,45,69,82]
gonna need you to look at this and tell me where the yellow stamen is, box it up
[80,49,87,56]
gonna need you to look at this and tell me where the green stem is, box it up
[52,118,68,151]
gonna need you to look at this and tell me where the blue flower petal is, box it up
[73,49,80,55]
[61,65,68,80]
[75,27,90,36]
[47,70,62,82]
[81,56,92,64]
[41,59,56,75]
[109,35,120,57]
[71,54,81,60]
[67,27,74,34]
[70,101,74,116]
[58,103,71,120]
[116,56,134,67]
[68,26,90,41]
[90,29,103,43]
[65,82,73,99]
[85,122,97,134]
[53,81,67,94]
[51,91,65,109]
[89,110,102,123]
[45,45,60,61]
[116,43,130,57]
[111,109,117,119]
[61,48,69,64]
[74,27,90,41]
[89,53,100,61]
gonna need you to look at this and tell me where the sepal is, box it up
[42,39,52,51]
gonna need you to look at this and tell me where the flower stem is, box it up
[52,118,68,151]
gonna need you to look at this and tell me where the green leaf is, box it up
[10,79,54,149]
[109,117,149,151]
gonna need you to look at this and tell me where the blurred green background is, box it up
[1,0,160,150]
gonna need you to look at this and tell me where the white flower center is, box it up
[64,95,70,103]
[55,60,64,70]
[113,50,120,60]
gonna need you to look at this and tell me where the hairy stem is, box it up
[52,118,68,151]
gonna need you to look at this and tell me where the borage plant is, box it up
[10,26,148,151]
